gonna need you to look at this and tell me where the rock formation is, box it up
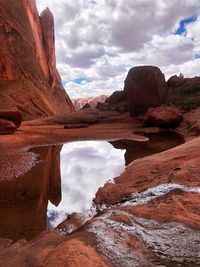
[124,66,167,116]
[105,90,129,112]
[167,75,200,111]
[0,0,74,121]
[73,95,108,110]
[143,105,183,128]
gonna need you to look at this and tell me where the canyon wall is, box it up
[0,0,74,120]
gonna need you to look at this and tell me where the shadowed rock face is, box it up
[124,66,167,116]
[0,0,73,120]
[0,110,22,134]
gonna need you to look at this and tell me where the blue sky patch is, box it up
[62,78,91,86]
[174,15,197,35]
[73,78,91,84]
[62,80,68,87]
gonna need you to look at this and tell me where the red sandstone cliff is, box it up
[0,0,74,120]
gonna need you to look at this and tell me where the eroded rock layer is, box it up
[0,0,73,120]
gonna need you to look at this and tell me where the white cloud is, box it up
[36,0,200,98]
[64,72,125,99]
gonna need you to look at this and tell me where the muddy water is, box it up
[0,133,183,241]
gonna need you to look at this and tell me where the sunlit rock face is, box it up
[0,0,73,120]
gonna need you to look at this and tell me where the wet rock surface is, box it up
[0,131,199,266]
[0,102,199,266]
[87,209,200,267]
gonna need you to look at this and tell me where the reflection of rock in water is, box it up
[0,145,62,241]
[110,132,184,165]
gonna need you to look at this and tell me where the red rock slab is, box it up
[143,105,183,128]
[0,231,111,267]
[121,191,200,230]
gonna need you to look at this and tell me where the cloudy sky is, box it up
[36,0,200,99]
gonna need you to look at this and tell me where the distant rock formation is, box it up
[124,66,167,116]
[73,95,108,110]
[105,91,128,112]
[0,0,74,120]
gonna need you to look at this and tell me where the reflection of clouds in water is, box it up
[48,141,125,227]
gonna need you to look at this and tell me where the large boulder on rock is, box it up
[0,1,74,120]
[124,66,167,116]
[143,105,183,128]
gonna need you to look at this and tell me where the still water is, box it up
[48,141,126,227]
[48,132,184,227]
[0,133,183,240]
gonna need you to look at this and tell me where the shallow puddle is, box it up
[0,132,184,241]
